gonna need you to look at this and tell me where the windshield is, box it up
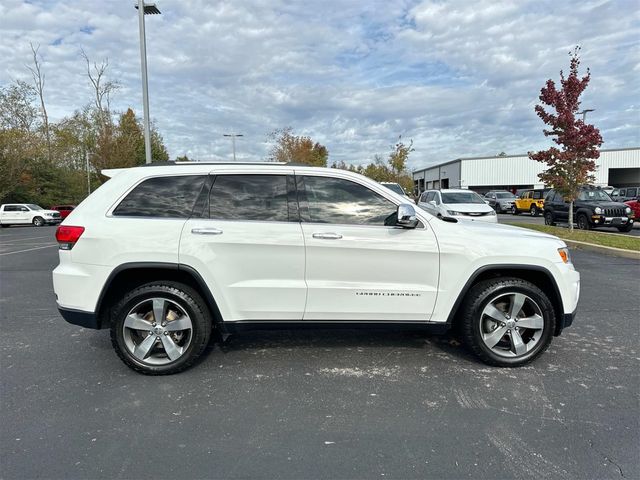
[26,204,44,210]
[382,183,405,195]
[496,192,516,199]
[578,190,612,202]
[441,192,485,204]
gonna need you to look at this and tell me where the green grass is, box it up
[511,223,640,251]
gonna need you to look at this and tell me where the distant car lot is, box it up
[1,226,638,479]
[498,213,640,237]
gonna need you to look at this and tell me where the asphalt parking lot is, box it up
[498,213,640,236]
[1,226,638,480]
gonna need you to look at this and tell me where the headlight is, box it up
[594,207,602,214]
[488,209,496,215]
[626,207,632,214]
[45,213,54,217]
[558,247,571,264]
[446,210,459,216]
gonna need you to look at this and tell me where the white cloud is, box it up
[1,0,638,170]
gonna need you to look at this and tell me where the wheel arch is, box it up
[446,265,565,336]
[96,262,223,329]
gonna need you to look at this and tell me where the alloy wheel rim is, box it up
[122,297,193,365]
[479,292,545,358]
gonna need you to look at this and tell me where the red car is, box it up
[625,198,640,219]
[50,205,76,219]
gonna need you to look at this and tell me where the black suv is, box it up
[544,186,635,232]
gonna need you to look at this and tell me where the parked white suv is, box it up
[0,203,62,227]
[417,189,497,222]
[53,163,579,374]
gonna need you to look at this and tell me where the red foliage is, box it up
[528,47,603,201]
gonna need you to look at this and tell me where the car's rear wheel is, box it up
[110,282,212,375]
[544,211,555,226]
[460,277,555,367]
[32,216,44,227]
[530,205,538,217]
[577,213,591,230]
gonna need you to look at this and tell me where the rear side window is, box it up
[113,175,206,218]
[533,191,543,199]
[627,188,637,197]
[209,175,290,222]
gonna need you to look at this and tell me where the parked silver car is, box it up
[484,190,516,213]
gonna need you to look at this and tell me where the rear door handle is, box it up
[312,232,342,240]
[191,227,223,235]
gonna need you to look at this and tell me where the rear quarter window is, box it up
[113,175,206,218]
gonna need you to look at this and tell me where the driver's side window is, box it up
[302,176,397,226]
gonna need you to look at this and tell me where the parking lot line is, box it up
[0,244,58,256]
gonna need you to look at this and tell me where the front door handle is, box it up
[312,232,342,240]
[191,227,223,235]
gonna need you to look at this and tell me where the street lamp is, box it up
[134,1,161,164]
[578,108,594,122]
[223,133,243,161]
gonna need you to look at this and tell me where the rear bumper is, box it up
[58,306,102,329]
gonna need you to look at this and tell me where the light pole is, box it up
[578,108,594,122]
[135,1,161,164]
[223,133,243,161]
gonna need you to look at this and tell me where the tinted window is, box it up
[3,205,17,212]
[533,191,544,199]
[303,176,396,226]
[209,175,289,222]
[627,188,637,197]
[114,175,206,218]
[441,192,484,204]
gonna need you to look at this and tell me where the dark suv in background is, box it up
[544,186,635,232]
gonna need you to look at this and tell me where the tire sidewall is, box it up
[544,212,554,225]
[111,283,211,374]
[577,214,590,230]
[33,216,44,227]
[466,280,556,367]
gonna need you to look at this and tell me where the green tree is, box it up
[268,127,328,166]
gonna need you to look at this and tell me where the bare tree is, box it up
[27,42,51,162]
[80,48,120,131]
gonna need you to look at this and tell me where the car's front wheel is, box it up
[511,205,518,215]
[618,223,634,233]
[110,282,212,375]
[460,277,555,367]
[544,211,555,226]
[576,213,591,230]
[32,216,44,227]
[530,205,538,217]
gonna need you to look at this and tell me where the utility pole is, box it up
[135,1,161,164]
[578,108,594,122]
[223,133,243,161]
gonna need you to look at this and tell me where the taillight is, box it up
[55,226,85,250]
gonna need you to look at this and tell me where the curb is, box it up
[564,239,640,260]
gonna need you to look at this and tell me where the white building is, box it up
[412,147,640,194]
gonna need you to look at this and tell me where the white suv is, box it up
[53,163,579,374]
[417,189,497,222]
[0,203,62,227]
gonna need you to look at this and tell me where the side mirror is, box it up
[428,200,436,206]
[484,200,490,204]
[396,204,418,229]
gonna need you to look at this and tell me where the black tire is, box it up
[618,223,634,233]
[530,205,538,217]
[494,204,502,214]
[576,213,591,230]
[110,281,212,375]
[459,277,556,367]
[32,216,44,227]
[1,224,9,228]
[544,211,556,226]
[511,205,519,215]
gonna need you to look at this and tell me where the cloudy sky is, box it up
[2,0,639,169]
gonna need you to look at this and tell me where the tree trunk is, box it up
[568,200,574,231]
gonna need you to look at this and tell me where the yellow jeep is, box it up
[512,189,545,216]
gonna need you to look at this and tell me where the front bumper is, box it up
[44,217,62,225]
[591,215,633,226]
[556,307,577,335]
[58,306,101,329]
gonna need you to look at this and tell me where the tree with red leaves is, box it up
[529,47,603,230]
